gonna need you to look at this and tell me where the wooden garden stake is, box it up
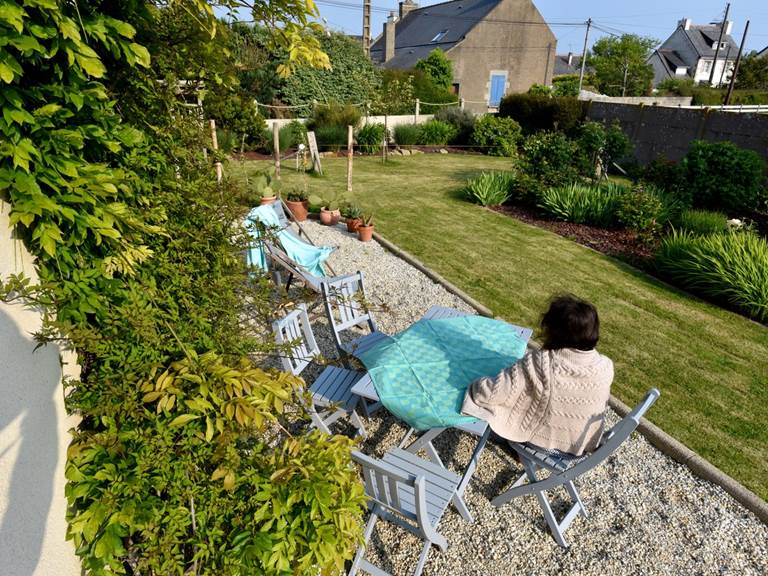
[273,122,281,179]
[347,125,353,192]
[210,119,222,183]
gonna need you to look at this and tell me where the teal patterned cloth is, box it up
[357,316,529,431]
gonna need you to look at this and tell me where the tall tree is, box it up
[589,34,657,97]
[415,49,453,91]
[735,52,768,90]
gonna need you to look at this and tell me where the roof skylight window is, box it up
[431,29,448,42]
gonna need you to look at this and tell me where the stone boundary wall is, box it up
[580,93,693,107]
[586,101,768,164]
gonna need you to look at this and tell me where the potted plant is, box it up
[342,203,363,233]
[250,167,278,205]
[311,192,346,226]
[357,213,374,242]
[285,187,309,221]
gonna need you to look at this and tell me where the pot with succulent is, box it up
[251,167,278,205]
[285,187,309,221]
[341,203,364,233]
[357,213,375,242]
[310,192,348,226]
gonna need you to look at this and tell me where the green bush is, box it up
[417,119,457,145]
[205,88,267,150]
[263,122,305,154]
[507,172,546,207]
[538,183,624,227]
[356,123,386,154]
[498,93,588,134]
[394,123,421,146]
[552,75,580,97]
[679,209,728,235]
[656,230,768,323]
[681,140,767,212]
[464,171,515,206]
[616,186,665,239]
[434,107,476,144]
[314,124,348,151]
[641,158,690,203]
[521,131,581,187]
[308,102,362,131]
[471,115,522,157]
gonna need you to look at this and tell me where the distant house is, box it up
[553,52,591,77]
[369,0,556,112]
[648,18,737,87]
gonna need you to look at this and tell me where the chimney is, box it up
[678,18,692,30]
[399,0,418,20]
[724,20,733,35]
[567,52,573,66]
[384,12,397,63]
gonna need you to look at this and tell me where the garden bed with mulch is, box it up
[492,205,656,268]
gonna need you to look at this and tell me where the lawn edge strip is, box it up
[373,229,768,524]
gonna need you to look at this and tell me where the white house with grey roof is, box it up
[648,18,737,87]
[369,0,556,112]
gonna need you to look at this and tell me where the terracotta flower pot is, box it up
[320,208,341,226]
[346,218,362,233]
[286,200,309,222]
[260,196,277,206]
[357,224,374,242]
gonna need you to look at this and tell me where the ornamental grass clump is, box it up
[655,230,768,323]
[464,171,515,206]
[538,183,624,227]
[679,209,728,235]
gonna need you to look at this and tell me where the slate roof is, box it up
[658,49,688,70]
[553,54,590,76]
[370,0,501,69]
[678,24,738,59]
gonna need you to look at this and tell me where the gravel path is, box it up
[281,220,768,576]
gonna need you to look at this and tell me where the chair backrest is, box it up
[352,451,431,534]
[271,304,321,376]
[321,271,378,350]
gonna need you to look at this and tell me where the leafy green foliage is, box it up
[577,120,632,178]
[281,32,381,109]
[414,49,453,91]
[589,34,657,97]
[641,158,690,204]
[371,71,415,115]
[679,209,728,235]
[498,94,587,134]
[552,75,580,97]
[527,83,552,96]
[521,131,581,187]
[356,123,386,154]
[1,2,365,574]
[205,88,267,150]
[681,140,767,212]
[309,102,362,131]
[656,230,768,323]
[314,125,349,151]
[463,171,514,206]
[394,123,421,146]
[471,115,522,157]
[433,107,475,145]
[735,52,768,91]
[417,120,457,145]
[411,69,458,113]
[616,186,664,241]
[538,183,624,227]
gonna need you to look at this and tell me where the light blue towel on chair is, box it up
[246,204,333,277]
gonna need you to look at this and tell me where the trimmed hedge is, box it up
[498,93,588,134]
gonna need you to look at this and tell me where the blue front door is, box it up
[489,73,506,107]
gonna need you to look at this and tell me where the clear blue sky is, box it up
[306,0,768,53]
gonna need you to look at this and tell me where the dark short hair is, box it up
[540,294,600,351]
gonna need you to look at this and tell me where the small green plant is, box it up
[538,183,624,227]
[308,102,362,130]
[521,131,581,187]
[341,203,363,219]
[464,172,514,206]
[394,123,421,146]
[286,187,308,202]
[314,124,348,151]
[434,107,476,144]
[417,120,457,145]
[308,191,348,211]
[616,187,665,242]
[679,209,728,235]
[356,123,386,154]
[471,115,522,157]
[656,230,768,323]
[360,212,374,227]
[249,166,278,200]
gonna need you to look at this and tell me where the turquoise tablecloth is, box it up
[357,316,529,431]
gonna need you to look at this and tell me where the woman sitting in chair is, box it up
[462,294,613,456]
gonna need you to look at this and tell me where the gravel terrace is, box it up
[275,219,768,576]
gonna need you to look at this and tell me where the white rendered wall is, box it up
[0,201,80,576]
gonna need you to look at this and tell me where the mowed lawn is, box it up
[238,154,768,500]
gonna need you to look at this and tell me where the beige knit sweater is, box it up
[461,347,614,456]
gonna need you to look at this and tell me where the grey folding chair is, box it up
[492,388,660,548]
[272,304,366,436]
[321,271,388,357]
[349,448,461,576]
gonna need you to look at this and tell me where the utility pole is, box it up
[708,2,730,86]
[725,20,749,105]
[622,59,629,97]
[362,0,371,57]
[578,18,593,94]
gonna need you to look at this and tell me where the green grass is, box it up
[234,155,768,500]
